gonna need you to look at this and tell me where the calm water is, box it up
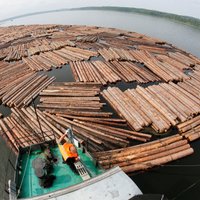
[1,10,200,200]
[2,10,200,57]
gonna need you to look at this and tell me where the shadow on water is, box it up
[131,139,200,200]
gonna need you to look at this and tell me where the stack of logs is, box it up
[27,40,75,56]
[0,61,34,98]
[93,134,193,173]
[70,61,121,85]
[111,61,160,83]
[176,69,200,140]
[23,46,98,71]
[177,70,200,104]
[127,50,190,82]
[102,83,200,133]
[168,52,198,67]
[137,44,172,54]
[70,61,160,84]
[177,115,200,142]
[97,48,195,82]
[23,52,65,71]
[0,105,151,153]
[1,72,55,107]
[42,113,152,152]
[0,107,64,153]
[38,82,104,112]
[0,38,75,62]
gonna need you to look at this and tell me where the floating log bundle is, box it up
[70,61,121,85]
[0,61,34,96]
[0,105,151,152]
[38,82,116,122]
[0,25,60,47]
[168,52,198,67]
[0,107,65,151]
[70,60,160,84]
[137,44,170,54]
[42,112,151,152]
[93,134,193,173]
[129,50,190,82]
[27,40,75,56]
[97,48,192,82]
[0,40,75,62]
[1,72,55,107]
[55,46,98,60]
[156,54,191,71]
[177,114,200,142]
[102,87,151,131]
[23,46,98,71]
[22,52,64,71]
[102,83,200,133]
[38,82,104,111]
[176,70,200,102]
[98,48,137,61]
[111,61,160,83]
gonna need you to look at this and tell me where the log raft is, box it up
[102,82,200,133]
[1,73,55,107]
[1,24,200,171]
[94,134,194,173]
[38,82,104,112]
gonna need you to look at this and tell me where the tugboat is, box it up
[8,128,143,200]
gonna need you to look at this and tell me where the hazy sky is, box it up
[0,0,200,20]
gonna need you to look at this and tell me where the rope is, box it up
[17,145,32,197]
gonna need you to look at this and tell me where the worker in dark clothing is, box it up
[32,145,56,188]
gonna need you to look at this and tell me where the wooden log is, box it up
[73,119,149,142]
[136,85,178,125]
[177,115,200,133]
[94,134,183,159]
[122,148,193,173]
[44,112,129,147]
[98,140,188,166]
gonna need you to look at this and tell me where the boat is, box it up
[8,129,143,200]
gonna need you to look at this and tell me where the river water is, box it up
[1,9,200,200]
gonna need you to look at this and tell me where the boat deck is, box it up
[17,146,103,198]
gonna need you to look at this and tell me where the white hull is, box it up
[18,167,142,200]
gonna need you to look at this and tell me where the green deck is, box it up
[17,146,103,198]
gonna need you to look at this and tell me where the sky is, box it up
[0,0,200,21]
